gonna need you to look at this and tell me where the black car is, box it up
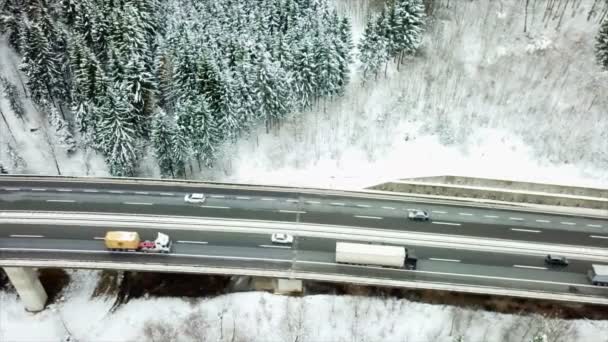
[544,254,569,266]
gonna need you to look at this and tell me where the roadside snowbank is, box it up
[1,270,607,342]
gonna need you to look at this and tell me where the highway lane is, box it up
[2,187,608,248]
[1,235,607,299]
[0,226,598,273]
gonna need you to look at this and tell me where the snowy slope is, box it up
[1,270,607,342]
[209,0,608,189]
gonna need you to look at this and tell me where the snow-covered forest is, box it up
[0,0,426,177]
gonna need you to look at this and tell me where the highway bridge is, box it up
[1,175,607,311]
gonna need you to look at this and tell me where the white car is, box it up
[271,233,294,244]
[408,210,430,221]
[184,193,206,204]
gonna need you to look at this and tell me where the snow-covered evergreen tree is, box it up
[0,77,25,118]
[151,109,177,177]
[358,18,388,81]
[256,53,292,131]
[175,97,219,168]
[596,19,608,70]
[95,81,140,177]
[394,0,425,57]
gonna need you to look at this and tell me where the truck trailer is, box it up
[588,264,608,286]
[104,231,172,253]
[335,242,417,269]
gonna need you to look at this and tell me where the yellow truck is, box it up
[104,231,172,253]
[104,231,141,251]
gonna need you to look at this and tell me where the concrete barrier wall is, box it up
[403,176,608,198]
[371,181,608,210]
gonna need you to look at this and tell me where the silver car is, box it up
[184,193,206,204]
[271,233,294,244]
[408,210,430,221]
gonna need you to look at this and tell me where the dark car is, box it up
[545,254,569,266]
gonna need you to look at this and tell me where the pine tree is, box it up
[0,77,25,118]
[95,81,140,177]
[596,19,608,70]
[0,0,26,53]
[256,53,292,131]
[175,97,219,168]
[358,18,388,81]
[336,16,353,93]
[394,0,425,62]
[292,38,317,109]
[150,109,177,177]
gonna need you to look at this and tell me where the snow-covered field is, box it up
[1,270,606,342]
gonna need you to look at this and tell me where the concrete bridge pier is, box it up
[3,267,48,312]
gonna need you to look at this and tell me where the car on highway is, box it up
[271,233,294,244]
[545,254,569,267]
[184,193,206,204]
[408,210,430,221]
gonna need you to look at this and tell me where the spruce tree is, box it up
[151,109,177,177]
[596,19,608,70]
[394,0,425,61]
[95,82,140,177]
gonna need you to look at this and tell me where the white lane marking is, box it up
[135,191,149,195]
[509,217,524,221]
[83,189,98,193]
[536,219,550,223]
[484,215,499,218]
[560,222,576,226]
[93,237,105,240]
[210,195,225,199]
[356,204,371,208]
[306,200,320,204]
[261,198,276,201]
[178,240,209,245]
[458,213,473,216]
[46,199,75,203]
[259,244,291,249]
[123,202,153,206]
[330,202,345,206]
[279,210,306,214]
[382,207,396,210]
[406,208,416,211]
[286,199,299,203]
[109,190,124,194]
[510,228,541,233]
[587,224,602,228]
[590,235,608,239]
[10,234,44,238]
[513,265,547,270]
[429,258,461,263]
[57,189,72,192]
[236,196,251,200]
[432,211,447,214]
[354,215,383,220]
[200,205,230,209]
[160,192,174,196]
[4,187,20,191]
[31,188,46,191]
[431,221,461,226]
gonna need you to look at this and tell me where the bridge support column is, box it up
[252,277,303,294]
[3,267,47,312]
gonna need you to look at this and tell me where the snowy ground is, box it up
[1,270,607,342]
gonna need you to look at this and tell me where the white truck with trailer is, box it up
[588,264,608,286]
[335,242,417,270]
